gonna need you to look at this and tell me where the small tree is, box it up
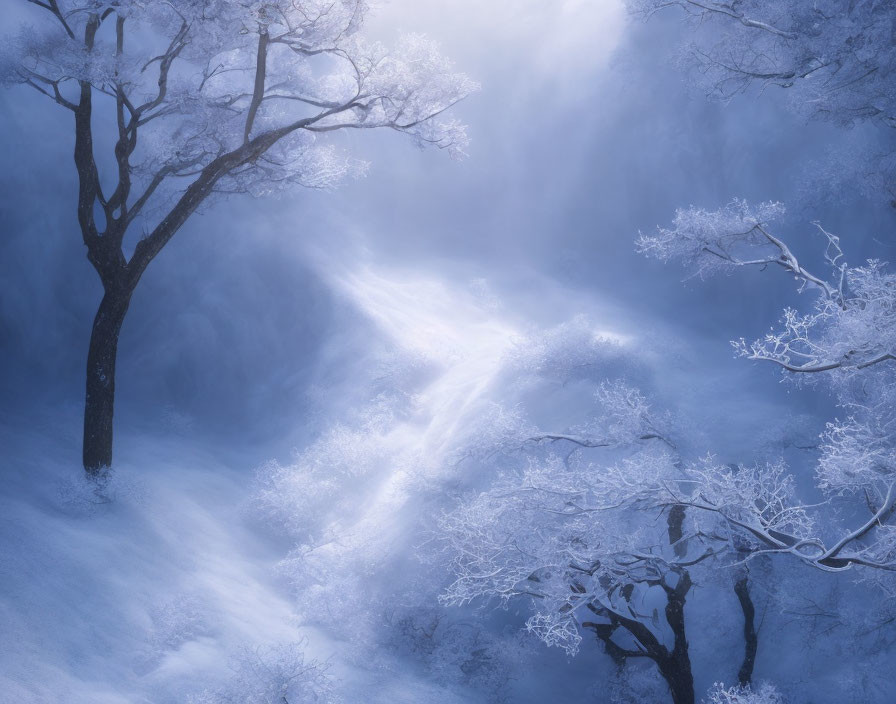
[2,0,474,474]
[190,641,334,704]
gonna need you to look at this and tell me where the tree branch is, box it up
[73,13,121,284]
[244,29,270,143]
[27,0,75,39]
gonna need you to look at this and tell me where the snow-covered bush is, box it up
[704,682,783,704]
[190,642,335,704]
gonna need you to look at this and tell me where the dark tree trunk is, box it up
[734,570,758,685]
[656,656,695,704]
[660,571,695,704]
[584,567,695,704]
[83,288,133,474]
[663,505,695,703]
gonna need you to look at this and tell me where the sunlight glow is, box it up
[326,263,631,559]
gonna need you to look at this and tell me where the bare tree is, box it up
[2,0,475,474]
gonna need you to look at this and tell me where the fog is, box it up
[2,1,895,702]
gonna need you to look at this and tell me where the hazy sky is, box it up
[1,0,893,461]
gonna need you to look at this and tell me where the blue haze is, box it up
[1,2,895,702]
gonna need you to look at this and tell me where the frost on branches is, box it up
[439,374,760,704]
[627,1,896,201]
[5,1,476,209]
[628,0,896,131]
[189,642,335,704]
[641,200,896,575]
[3,0,476,228]
[2,0,476,473]
[704,682,784,704]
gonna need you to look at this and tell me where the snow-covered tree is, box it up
[638,200,896,575]
[628,1,896,130]
[2,0,475,473]
[439,379,760,704]
[627,1,896,201]
[190,642,335,704]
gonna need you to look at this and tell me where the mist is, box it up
[2,1,895,702]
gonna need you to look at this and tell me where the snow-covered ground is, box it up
[0,267,605,704]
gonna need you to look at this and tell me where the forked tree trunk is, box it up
[83,288,133,474]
